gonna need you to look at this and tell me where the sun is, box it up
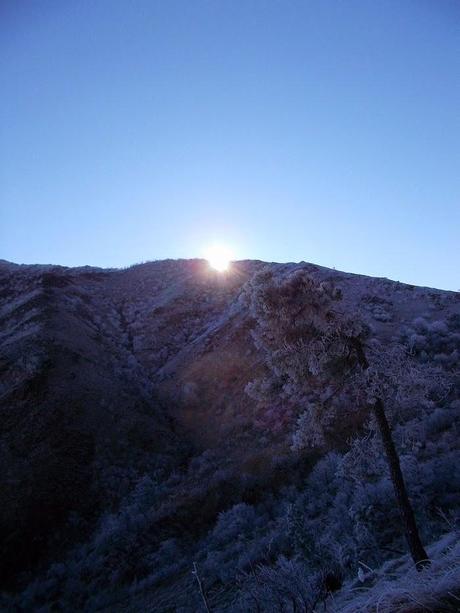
[204,244,233,272]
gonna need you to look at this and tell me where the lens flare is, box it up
[205,244,233,272]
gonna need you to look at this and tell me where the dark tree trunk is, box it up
[352,339,429,569]
[372,398,429,569]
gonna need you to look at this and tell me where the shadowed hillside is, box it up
[0,259,459,611]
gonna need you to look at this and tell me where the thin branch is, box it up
[192,562,211,613]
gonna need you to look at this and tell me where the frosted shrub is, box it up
[235,556,339,612]
[201,503,275,584]
[402,314,460,371]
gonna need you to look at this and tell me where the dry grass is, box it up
[335,532,460,612]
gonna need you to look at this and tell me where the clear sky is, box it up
[1,1,459,290]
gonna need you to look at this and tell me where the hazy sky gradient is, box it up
[1,1,459,289]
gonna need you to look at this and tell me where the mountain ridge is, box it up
[1,258,459,610]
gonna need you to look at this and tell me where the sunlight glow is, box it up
[205,244,233,272]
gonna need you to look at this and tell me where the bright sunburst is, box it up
[204,243,233,272]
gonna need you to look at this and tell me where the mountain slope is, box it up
[0,259,459,610]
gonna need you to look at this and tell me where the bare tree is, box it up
[245,269,431,568]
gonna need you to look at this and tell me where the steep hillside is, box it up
[0,259,459,611]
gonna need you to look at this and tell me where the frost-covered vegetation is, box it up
[0,259,459,611]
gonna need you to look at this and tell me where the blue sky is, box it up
[1,1,459,289]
